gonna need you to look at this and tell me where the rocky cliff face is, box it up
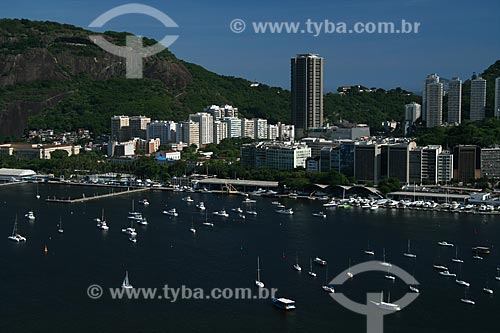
[0,19,192,136]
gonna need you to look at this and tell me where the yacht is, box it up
[202,222,214,227]
[135,217,148,226]
[231,207,243,213]
[163,208,179,217]
[246,210,258,216]
[182,196,194,203]
[313,257,327,266]
[438,241,454,247]
[472,246,491,255]
[121,271,133,289]
[496,268,500,281]
[385,267,396,281]
[364,241,375,256]
[323,200,338,208]
[433,264,449,271]
[25,211,35,221]
[129,235,137,243]
[456,275,470,287]
[238,214,246,220]
[190,219,197,234]
[312,212,327,218]
[213,210,229,217]
[370,293,401,311]
[403,240,417,258]
[272,298,296,310]
[472,255,484,260]
[242,198,256,204]
[460,298,475,305]
[128,200,140,216]
[255,256,264,288]
[121,221,137,236]
[196,202,206,210]
[409,285,420,293]
[276,204,286,209]
[138,199,149,206]
[271,201,280,205]
[370,204,379,210]
[483,288,494,295]
[276,208,294,215]
[322,266,335,293]
[8,216,26,242]
[439,270,457,277]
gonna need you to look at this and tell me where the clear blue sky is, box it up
[2,0,500,93]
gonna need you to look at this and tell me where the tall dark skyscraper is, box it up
[291,54,323,138]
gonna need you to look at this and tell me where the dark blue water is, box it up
[0,183,499,333]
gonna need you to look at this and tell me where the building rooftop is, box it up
[0,168,37,177]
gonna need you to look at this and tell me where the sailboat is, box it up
[403,240,417,258]
[347,258,354,278]
[190,218,197,234]
[293,252,302,272]
[460,290,475,305]
[451,246,464,263]
[121,271,133,289]
[57,217,64,234]
[308,258,317,278]
[36,184,40,199]
[202,211,214,227]
[370,292,401,311]
[364,241,375,256]
[385,266,396,281]
[8,215,26,242]
[496,268,500,281]
[380,248,392,267]
[255,256,264,288]
[97,209,109,230]
[43,244,48,254]
[322,266,335,293]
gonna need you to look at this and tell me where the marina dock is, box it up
[45,187,149,204]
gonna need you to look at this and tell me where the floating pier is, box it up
[45,187,149,204]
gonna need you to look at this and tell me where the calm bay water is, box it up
[0,183,499,332]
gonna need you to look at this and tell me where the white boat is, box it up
[385,267,396,281]
[182,196,194,203]
[472,255,484,260]
[438,241,454,247]
[272,297,296,310]
[496,268,500,281]
[364,241,375,256]
[36,184,40,199]
[213,210,229,217]
[271,201,280,205]
[313,257,327,266]
[255,256,264,288]
[128,200,140,216]
[246,210,258,216]
[276,208,294,215]
[312,212,327,218]
[129,235,137,243]
[440,270,457,277]
[121,271,133,289]
[293,253,302,272]
[202,222,214,227]
[409,285,420,293]
[136,217,148,226]
[97,209,110,230]
[323,200,337,207]
[361,203,371,209]
[451,246,464,263]
[347,259,354,279]
[242,198,256,204]
[403,240,417,258]
[370,292,401,311]
[380,248,392,267]
[138,199,149,206]
[456,280,470,287]
[8,216,26,242]
[276,204,286,209]
[163,208,178,217]
[483,288,494,295]
[238,214,246,219]
[57,217,64,234]
[370,204,379,210]
[196,202,206,210]
[25,211,35,221]
[460,298,475,305]
[190,219,197,234]
[308,258,317,277]
[322,266,335,293]
[121,220,137,236]
[433,264,449,271]
[231,207,243,213]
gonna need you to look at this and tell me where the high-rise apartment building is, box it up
[291,54,323,138]
[404,102,421,135]
[426,82,443,128]
[470,75,487,121]
[423,73,439,122]
[448,77,462,124]
[146,121,176,145]
[189,112,214,146]
[111,115,130,142]
[129,116,150,139]
[222,117,242,138]
[494,78,500,118]
[241,118,255,139]
[253,119,268,140]
[213,120,228,144]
